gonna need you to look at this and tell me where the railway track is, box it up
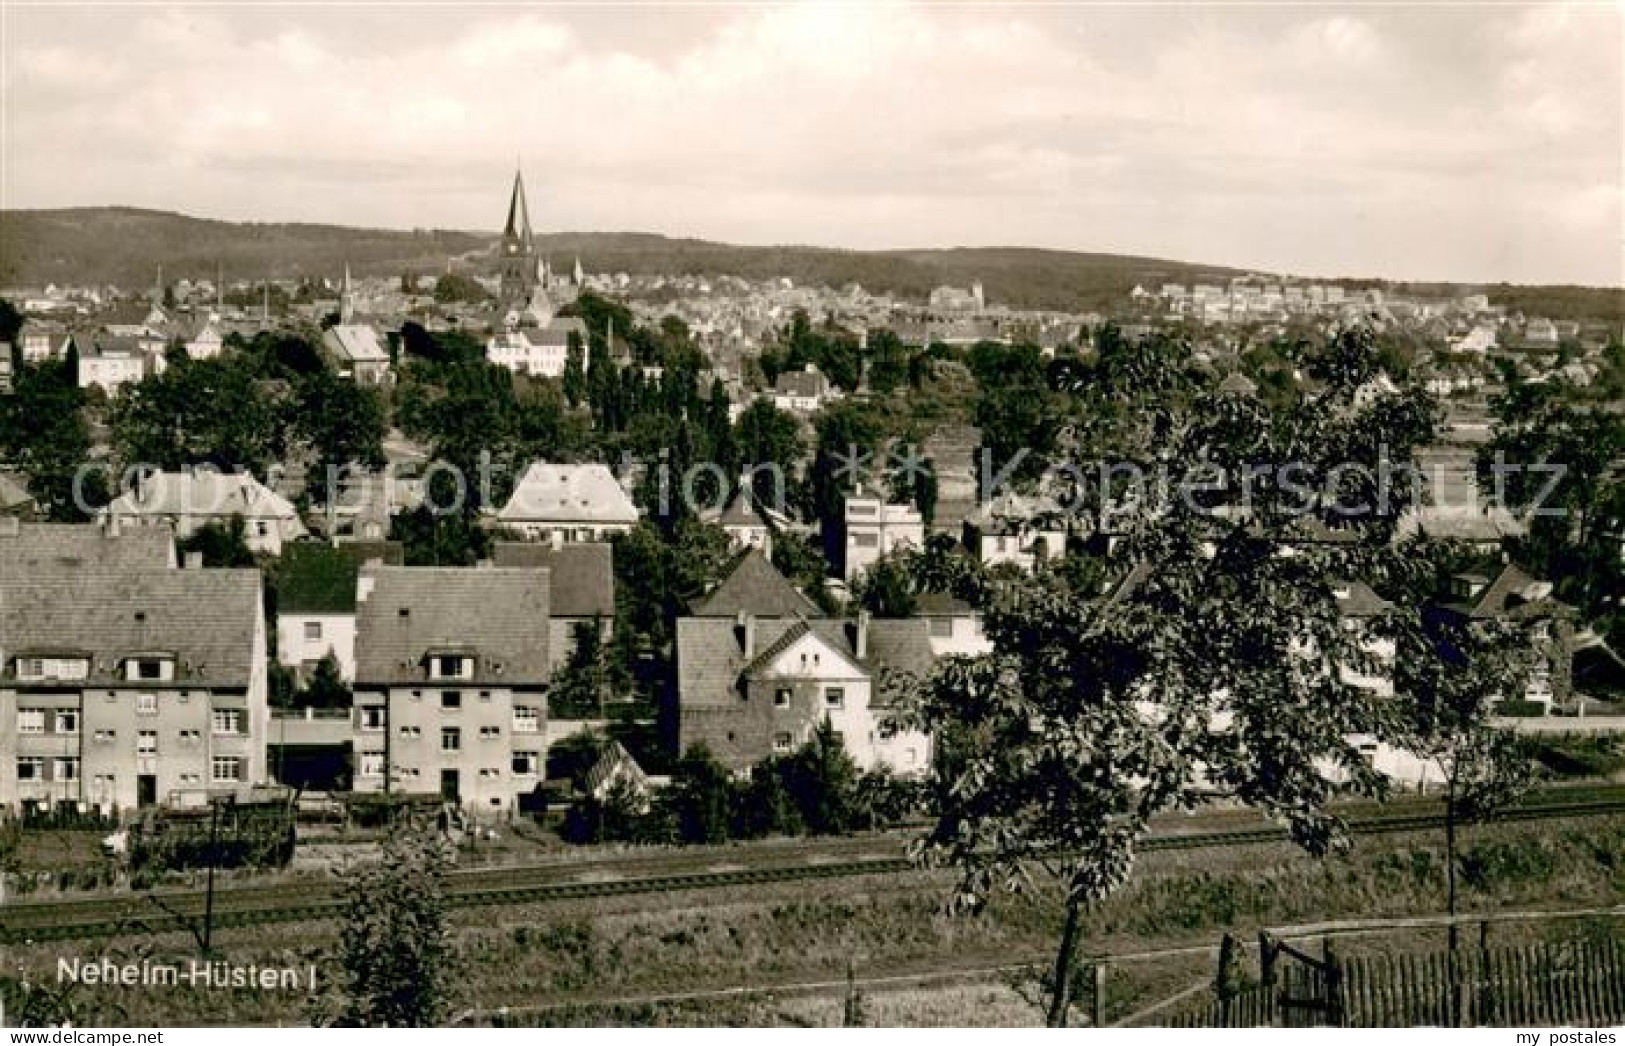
[5,791,1623,945]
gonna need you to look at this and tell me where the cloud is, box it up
[1,2,1618,285]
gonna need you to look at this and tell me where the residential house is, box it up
[103,469,308,555]
[0,561,269,814]
[690,548,825,621]
[183,319,224,360]
[0,518,177,573]
[1434,564,1575,710]
[491,541,616,670]
[77,337,151,396]
[916,591,992,657]
[963,491,1068,573]
[771,363,837,413]
[275,541,405,683]
[350,567,551,814]
[485,318,589,379]
[322,324,391,385]
[700,485,790,558]
[19,320,71,363]
[842,494,925,581]
[492,462,640,544]
[675,610,933,775]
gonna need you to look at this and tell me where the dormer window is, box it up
[126,657,173,682]
[429,654,473,680]
[15,656,89,681]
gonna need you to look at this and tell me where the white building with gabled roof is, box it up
[493,462,640,544]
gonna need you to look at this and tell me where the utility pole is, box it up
[201,798,223,957]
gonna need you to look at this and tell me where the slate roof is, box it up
[323,324,390,364]
[1441,563,1568,621]
[354,566,550,685]
[277,541,405,614]
[689,549,822,618]
[496,463,639,525]
[105,470,303,523]
[677,615,933,710]
[0,521,176,576]
[1334,580,1394,619]
[0,568,261,687]
[773,366,829,399]
[490,541,615,618]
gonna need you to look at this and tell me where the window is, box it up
[137,730,158,756]
[441,727,461,752]
[852,532,878,548]
[303,621,323,641]
[478,767,501,780]
[17,757,44,781]
[399,725,422,739]
[441,691,462,711]
[16,709,44,735]
[54,757,80,782]
[432,655,470,680]
[93,773,116,792]
[54,711,79,734]
[93,729,117,745]
[479,691,492,702]
[479,725,501,740]
[211,756,243,783]
[512,707,539,733]
[512,751,540,776]
[179,772,202,785]
[773,732,793,753]
[825,687,845,709]
[18,657,44,679]
[211,709,243,736]
[179,729,201,745]
[358,752,386,778]
[133,659,164,681]
[359,707,386,732]
[136,692,158,716]
[774,688,792,708]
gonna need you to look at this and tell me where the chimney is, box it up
[184,551,203,570]
[855,610,870,660]
[736,611,756,659]
[357,573,377,604]
[104,513,121,538]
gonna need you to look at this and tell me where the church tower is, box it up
[499,168,537,305]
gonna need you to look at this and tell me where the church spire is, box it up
[340,263,354,324]
[503,166,533,247]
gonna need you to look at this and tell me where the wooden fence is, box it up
[1161,937,1625,1027]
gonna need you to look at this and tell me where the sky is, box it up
[1,2,1621,287]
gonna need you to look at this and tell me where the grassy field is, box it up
[7,814,1624,1027]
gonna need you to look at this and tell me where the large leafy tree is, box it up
[322,817,455,1027]
[109,354,283,473]
[732,399,803,510]
[898,328,1467,1026]
[1389,599,1530,975]
[0,357,99,521]
[1477,388,1623,632]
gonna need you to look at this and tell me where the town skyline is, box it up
[2,4,1620,288]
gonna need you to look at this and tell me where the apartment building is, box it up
[0,563,269,814]
[841,494,925,582]
[350,567,550,815]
